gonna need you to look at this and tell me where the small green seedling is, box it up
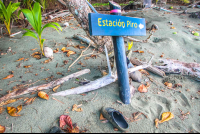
[194,32,199,36]
[0,1,20,36]
[19,2,62,55]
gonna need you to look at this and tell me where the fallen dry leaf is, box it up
[24,97,36,105]
[72,104,83,112]
[0,125,5,133]
[101,70,108,76]
[133,50,144,53]
[155,112,174,128]
[63,60,68,65]
[43,59,51,64]
[139,69,149,75]
[7,106,21,117]
[33,55,41,59]
[67,51,76,57]
[159,112,174,123]
[160,54,164,58]
[99,113,107,121]
[84,57,91,60]
[59,115,73,129]
[24,65,32,68]
[61,47,66,51]
[16,58,24,62]
[170,27,176,29]
[0,107,4,114]
[16,105,22,114]
[53,85,60,92]
[2,74,14,80]
[164,82,172,88]
[32,52,41,56]
[38,91,49,100]
[138,84,148,93]
[53,48,59,53]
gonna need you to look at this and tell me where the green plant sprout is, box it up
[0,1,20,36]
[19,2,62,55]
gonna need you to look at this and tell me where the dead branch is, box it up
[0,69,90,102]
[52,46,151,97]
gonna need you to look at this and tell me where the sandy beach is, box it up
[0,2,200,133]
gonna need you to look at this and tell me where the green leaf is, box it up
[22,30,38,41]
[41,39,45,45]
[42,23,59,33]
[20,9,37,32]
[0,1,8,21]
[32,2,41,34]
[51,22,62,31]
[6,2,12,21]
[11,2,20,13]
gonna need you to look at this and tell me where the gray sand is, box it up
[0,6,200,133]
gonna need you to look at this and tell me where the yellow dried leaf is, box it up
[170,27,176,29]
[53,85,60,92]
[67,51,76,57]
[16,105,22,114]
[61,47,66,51]
[2,74,14,80]
[164,82,172,88]
[0,125,5,133]
[0,107,4,114]
[16,58,24,62]
[24,65,32,68]
[43,59,51,64]
[7,106,21,117]
[33,55,41,59]
[32,52,41,56]
[72,104,83,112]
[38,91,49,100]
[159,112,174,123]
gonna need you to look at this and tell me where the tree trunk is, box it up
[63,0,113,53]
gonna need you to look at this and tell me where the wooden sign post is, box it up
[88,1,146,104]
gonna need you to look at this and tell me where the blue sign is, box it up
[88,13,146,36]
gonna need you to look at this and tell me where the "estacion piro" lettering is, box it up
[98,18,138,28]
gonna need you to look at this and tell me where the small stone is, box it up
[44,47,53,59]
[151,24,159,30]
[63,22,69,27]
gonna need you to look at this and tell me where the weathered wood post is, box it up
[88,1,146,104]
[109,1,131,104]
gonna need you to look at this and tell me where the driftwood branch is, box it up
[130,58,166,77]
[52,46,152,97]
[0,69,90,102]
[155,59,200,81]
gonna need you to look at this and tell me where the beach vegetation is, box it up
[0,1,20,36]
[19,2,62,55]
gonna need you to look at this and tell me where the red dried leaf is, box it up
[60,115,73,129]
